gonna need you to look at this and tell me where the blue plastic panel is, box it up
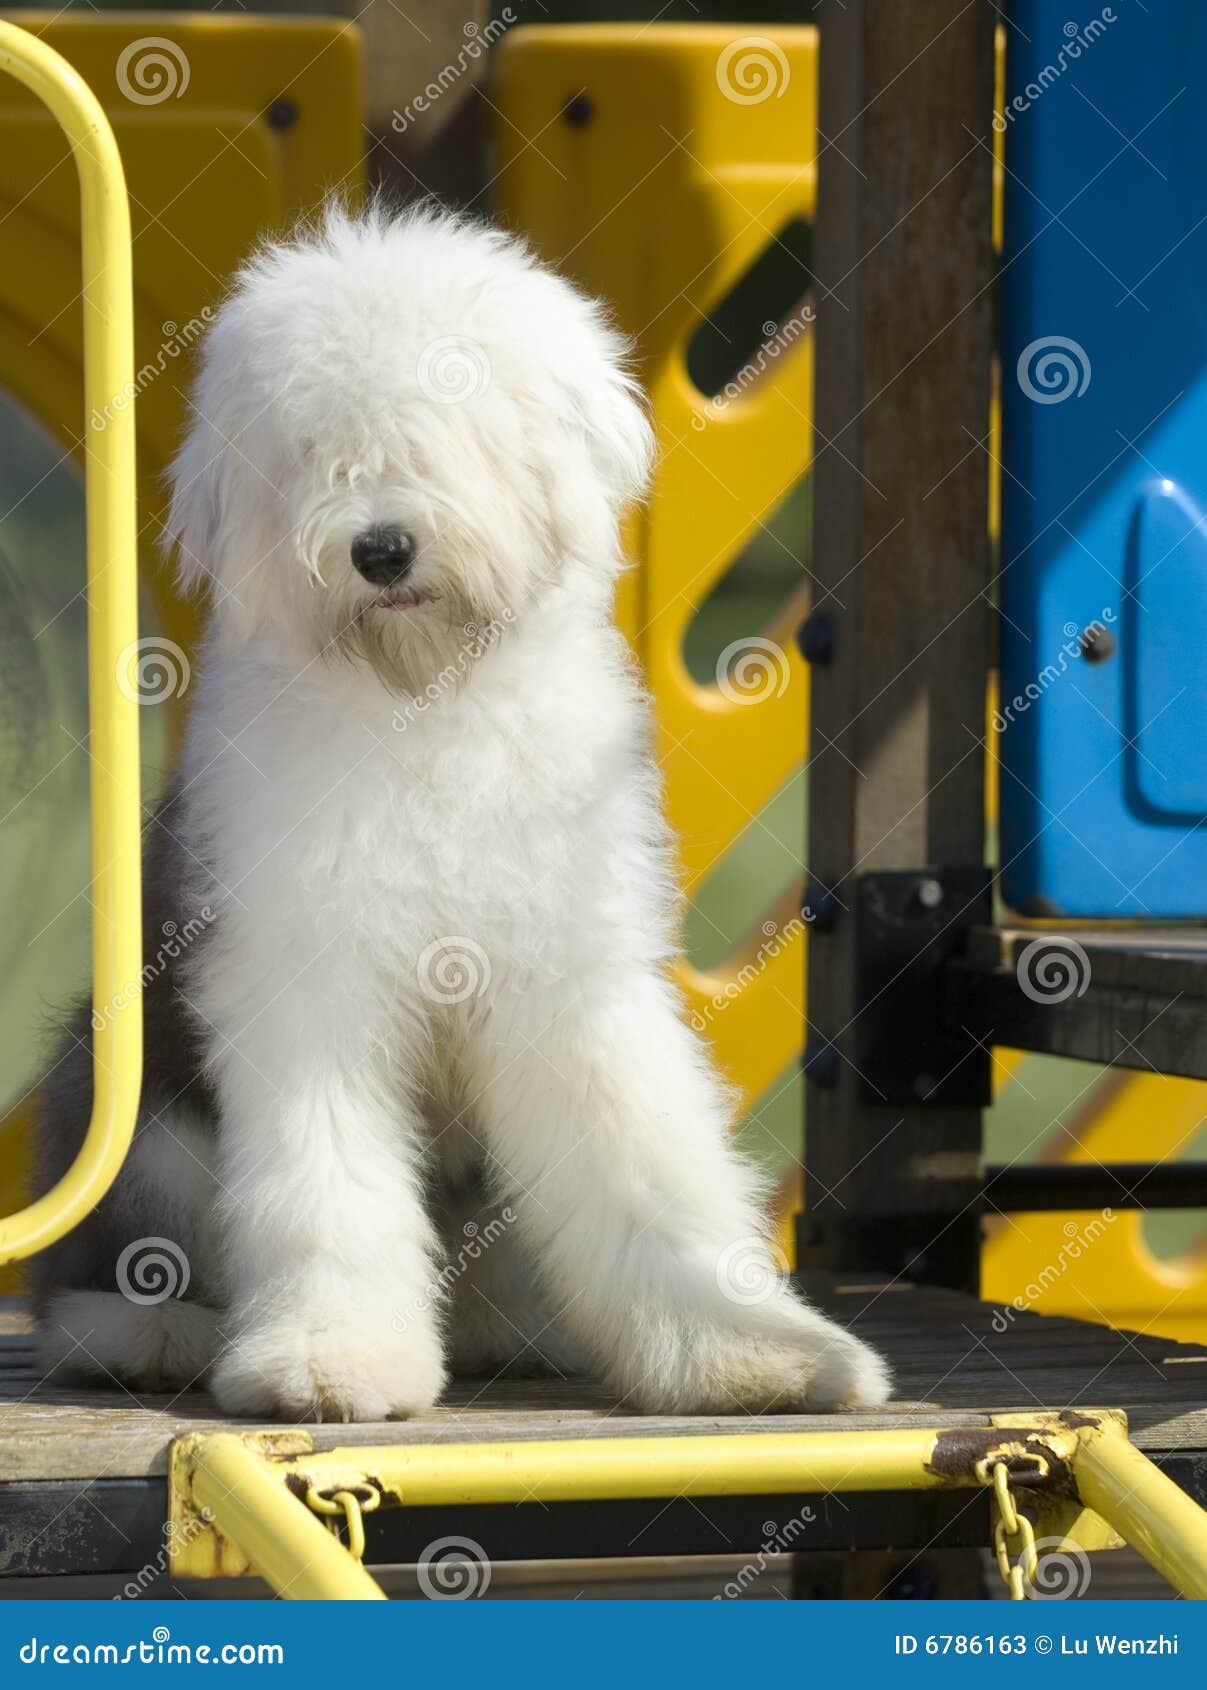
[1000,2,1207,916]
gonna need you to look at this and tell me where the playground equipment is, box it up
[0,7,1206,1600]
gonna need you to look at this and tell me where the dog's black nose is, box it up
[351,526,415,586]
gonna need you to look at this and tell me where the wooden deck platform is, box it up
[3,1279,1206,1580]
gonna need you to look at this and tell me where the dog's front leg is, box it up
[205,988,446,1422]
[473,974,891,1414]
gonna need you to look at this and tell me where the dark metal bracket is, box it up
[853,868,993,1108]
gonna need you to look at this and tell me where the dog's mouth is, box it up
[373,584,432,612]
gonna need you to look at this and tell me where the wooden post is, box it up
[802,1,996,1292]
[357,0,492,205]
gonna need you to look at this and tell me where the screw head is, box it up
[802,880,838,932]
[797,611,834,667]
[803,1040,838,1089]
[916,877,944,911]
[1079,623,1116,664]
[563,92,593,128]
[266,98,298,130]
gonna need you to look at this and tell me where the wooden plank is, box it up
[2,1284,1205,1481]
[803,0,997,1289]
[962,927,1207,1076]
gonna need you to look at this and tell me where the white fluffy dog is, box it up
[35,206,890,1422]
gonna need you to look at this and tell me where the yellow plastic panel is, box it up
[496,25,816,1115]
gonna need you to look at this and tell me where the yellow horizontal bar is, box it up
[189,1435,385,1601]
[294,1428,958,1506]
[0,22,142,1262]
[1072,1420,1207,1601]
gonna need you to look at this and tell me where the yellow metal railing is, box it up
[168,1414,1207,1600]
[0,20,141,1263]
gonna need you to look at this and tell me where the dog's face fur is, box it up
[166,206,653,689]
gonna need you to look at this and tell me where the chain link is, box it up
[304,1483,381,1562]
[985,1459,1040,1600]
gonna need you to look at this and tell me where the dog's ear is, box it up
[558,354,655,515]
[162,407,226,600]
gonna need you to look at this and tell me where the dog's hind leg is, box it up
[39,1292,218,1392]
[33,1006,225,1393]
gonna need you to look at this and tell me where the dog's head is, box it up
[165,204,652,687]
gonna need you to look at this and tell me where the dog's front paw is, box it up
[211,1313,447,1423]
[626,1320,892,1415]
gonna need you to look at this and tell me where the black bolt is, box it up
[266,99,298,131]
[563,92,593,128]
[803,1039,838,1089]
[1079,623,1116,664]
[802,879,838,932]
[797,610,834,666]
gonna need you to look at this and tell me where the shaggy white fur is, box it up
[44,205,890,1421]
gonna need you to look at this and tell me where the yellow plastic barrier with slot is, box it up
[0,20,141,1263]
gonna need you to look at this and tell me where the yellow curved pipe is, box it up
[0,21,141,1263]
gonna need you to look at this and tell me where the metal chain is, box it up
[304,1483,381,1563]
[986,1460,1040,1600]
